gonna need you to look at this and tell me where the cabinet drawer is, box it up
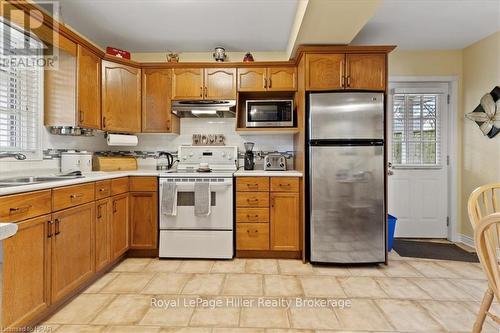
[111,177,129,195]
[129,176,157,192]
[236,223,269,250]
[236,192,269,207]
[236,177,269,192]
[53,183,95,211]
[270,177,299,192]
[236,208,269,223]
[0,190,52,223]
[95,180,111,199]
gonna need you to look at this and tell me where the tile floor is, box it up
[41,252,499,333]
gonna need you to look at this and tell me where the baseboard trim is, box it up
[459,234,475,249]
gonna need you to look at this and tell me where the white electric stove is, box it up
[159,146,238,259]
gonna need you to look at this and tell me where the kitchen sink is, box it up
[0,175,84,187]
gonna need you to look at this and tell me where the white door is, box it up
[388,83,449,238]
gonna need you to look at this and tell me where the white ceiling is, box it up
[352,0,500,49]
[51,0,299,52]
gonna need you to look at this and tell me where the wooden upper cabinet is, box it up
[306,53,345,90]
[346,54,386,91]
[77,45,101,129]
[51,203,95,303]
[101,60,141,133]
[204,68,236,99]
[142,68,179,133]
[267,67,296,91]
[2,215,51,328]
[172,68,204,100]
[237,68,266,92]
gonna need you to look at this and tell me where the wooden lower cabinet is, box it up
[2,214,51,328]
[95,198,112,271]
[51,203,95,303]
[270,192,300,251]
[129,191,158,250]
[236,176,301,257]
[111,193,129,259]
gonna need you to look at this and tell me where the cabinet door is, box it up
[77,45,101,129]
[270,192,299,251]
[204,68,236,99]
[129,191,158,250]
[142,68,179,133]
[95,198,111,272]
[237,68,266,92]
[101,60,141,133]
[346,54,386,91]
[305,54,345,91]
[111,193,129,260]
[2,215,51,328]
[267,67,296,91]
[51,203,95,303]
[172,68,204,100]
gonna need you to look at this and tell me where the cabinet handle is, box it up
[247,198,259,202]
[204,86,207,97]
[99,188,107,192]
[70,193,83,200]
[9,204,32,215]
[264,78,267,88]
[279,183,291,187]
[113,201,117,213]
[247,214,259,220]
[79,110,84,123]
[102,117,107,128]
[341,76,345,87]
[55,218,61,236]
[97,204,102,219]
[346,76,351,87]
[47,220,54,238]
[200,87,203,97]
[247,183,258,188]
[268,78,272,88]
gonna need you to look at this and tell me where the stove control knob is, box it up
[189,153,194,157]
[222,152,226,157]
[182,156,187,160]
[227,155,232,160]
[279,162,285,168]
[266,162,272,168]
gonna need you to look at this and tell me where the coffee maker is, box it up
[244,142,255,170]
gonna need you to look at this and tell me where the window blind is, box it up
[392,94,441,166]
[0,20,43,158]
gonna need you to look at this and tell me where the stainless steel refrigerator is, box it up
[308,92,386,264]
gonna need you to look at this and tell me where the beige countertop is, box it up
[234,168,303,177]
[0,168,304,196]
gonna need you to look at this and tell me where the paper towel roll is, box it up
[106,134,138,146]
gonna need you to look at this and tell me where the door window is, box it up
[392,94,441,166]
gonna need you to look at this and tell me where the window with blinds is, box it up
[0,20,43,159]
[392,94,441,166]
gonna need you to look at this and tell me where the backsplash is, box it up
[0,118,295,175]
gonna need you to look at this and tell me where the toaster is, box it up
[264,153,287,171]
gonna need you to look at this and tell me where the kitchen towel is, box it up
[106,134,138,146]
[161,182,177,216]
[194,181,211,216]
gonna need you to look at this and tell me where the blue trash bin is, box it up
[387,214,397,252]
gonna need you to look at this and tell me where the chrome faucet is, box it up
[0,152,27,160]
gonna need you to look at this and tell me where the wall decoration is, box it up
[465,86,500,138]
[213,47,227,62]
[167,51,179,62]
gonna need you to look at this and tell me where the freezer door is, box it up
[309,92,384,140]
[309,145,385,263]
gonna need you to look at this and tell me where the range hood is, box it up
[172,100,236,118]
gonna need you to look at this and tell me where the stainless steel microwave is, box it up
[245,100,294,128]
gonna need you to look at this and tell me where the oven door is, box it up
[159,178,233,230]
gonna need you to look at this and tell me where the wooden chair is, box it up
[468,183,500,229]
[469,184,500,332]
[473,212,500,332]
